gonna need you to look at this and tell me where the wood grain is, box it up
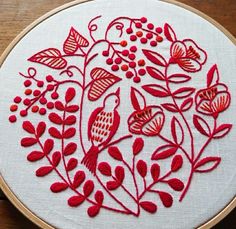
[0,0,235,228]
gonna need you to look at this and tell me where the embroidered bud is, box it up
[132,138,144,155]
[171,155,183,172]
[98,162,112,176]
[137,160,147,177]
[108,146,123,161]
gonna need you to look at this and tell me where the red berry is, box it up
[130,35,137,41]
[133,76,141,83]
[14,96,22,103]
[138,69,146,76]
[130,46,137,52]
[150,41,157,47]
[156,36,163,42]
[47,102,54,109]
[106,58,113,65]
[25,89,32,95]
[147,23,154,30]
[138,59,146,66]
[136,31,143,37]
[115,57,122,64]
[129,62,136,68]
[39,108,46,115]
[126,71,134,78]
[39,97,47,105]
[111,65,119,71]
[146,33,153,39]
[23,99,31,106]
[24,80,32,87]
[140,17,147,23]
[135,22,142,28]
[156,27,163,33]
[46,75,53,82]
[121,64,129,71]
[32,106,39,113]
[20,110,28,117]
[126,28,133,34]
[140,38,147,44]
[9,115,17,123]
[10,104,18,112]
[47,84,54,91]
[33,90,41,96]
[37,81,44,87]
[128,54,136,60]
[122,50,129,56]
[51,92,59,100]
[102,50,109,56]
[120,40,127,47]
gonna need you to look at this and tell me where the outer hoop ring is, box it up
[0,0,235,228]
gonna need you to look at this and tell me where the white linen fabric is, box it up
[0,0,235,228]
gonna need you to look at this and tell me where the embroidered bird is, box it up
[81,88,120,174]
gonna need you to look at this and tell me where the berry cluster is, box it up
[103,17,163,83]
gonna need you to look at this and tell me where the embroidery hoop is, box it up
[0,0,235,228]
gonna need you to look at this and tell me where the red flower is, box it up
[195,83,230,118]
[128,106,165,136]
[170,39,207,72]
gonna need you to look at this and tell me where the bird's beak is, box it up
[115,88,120,97]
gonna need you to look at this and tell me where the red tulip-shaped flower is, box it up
[82,89,120,174]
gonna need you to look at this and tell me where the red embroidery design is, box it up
[8,16,232,217]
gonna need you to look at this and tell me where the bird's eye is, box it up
[115,99,118,104]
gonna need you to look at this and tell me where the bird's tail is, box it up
[81,145,99,175]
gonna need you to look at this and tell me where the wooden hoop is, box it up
[0,0,235,228]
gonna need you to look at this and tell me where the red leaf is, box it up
[64,115,76,125]
[65,87,76,103]
[66,158,78,171]
[36,166,53,177]
[140,201,157,213]
[88,68,121,101]
[143,49,167,66]
[28,48,67,69]
[167,178,184,191]
[83,180,94,197]
[43,139,54,155]
[161,103,178,112]
[73,171,86,188]
[173,87,195,99]
[146,66,165,81]
[63,128,76,139]
[36,122,46,138]
[171,117,184,145]
[207,64,219,87]
[49,113,63,125]
[27,151,44,162]
[180,98,193,111]
[158,191,173,207]
[68,195,85,207]
[168,74,191,83]
[106,181,120,190]
[108,146,123,161]
[64,142,77,156]
[193,115,211,137]
[115,166,125,183]
[171,155,183,172]
[49,127,62,139]
[52,151,61,167]
[151,164,160,182]
[130,87,146,110]
[21,137,37,147]
[164,23,177,42]
[213,124,232,139]
[194,157,221,173]
[137,160,147,178]
[95,191,104,204]
[132,138,144,155]
[87,205,100,217]
[142,84,169,97]
[152,144,178,160]
[55,101,65,111]
[98,162,112,176]
[22,121,35,134]
[63,27,89,55]
[65,105,79,113]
